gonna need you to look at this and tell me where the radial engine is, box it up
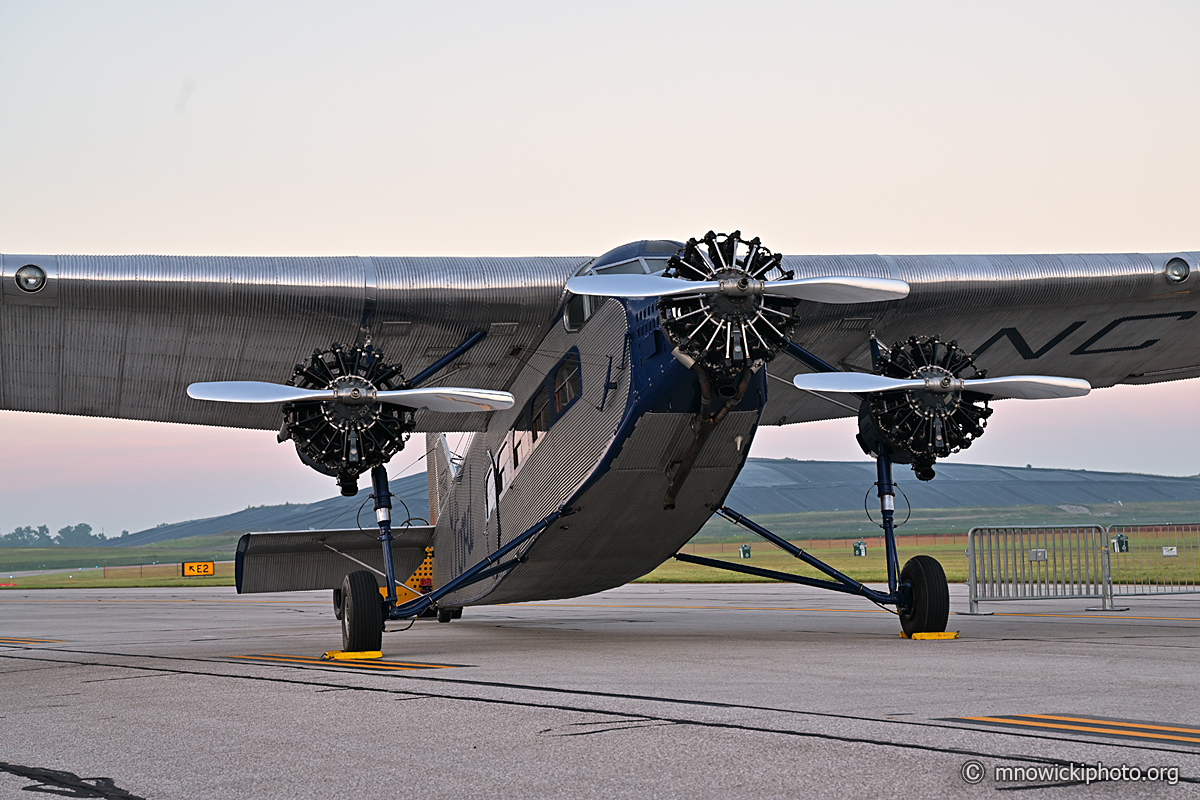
[279,343,416,495]
[855,335,992,481]
[657,231,801,382]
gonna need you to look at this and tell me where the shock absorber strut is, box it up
[870,337,902,596]
[371,464,399,608]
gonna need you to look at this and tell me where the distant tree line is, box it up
[0,523,124,547]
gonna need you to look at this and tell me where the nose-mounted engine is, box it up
[856,335,993,481]
[280,343,416,496]
[658,231,801,381]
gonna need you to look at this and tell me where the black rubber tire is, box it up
[332,588,344,621]
[450,608,462,620]
[341,570,383,652]
[437,608,453,623]
[898,555,950,637]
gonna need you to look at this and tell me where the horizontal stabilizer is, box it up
[235,526,433,594]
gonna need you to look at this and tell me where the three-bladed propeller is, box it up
[790,372,1091,400]
[187,381,515,413]
[565,274,910,304]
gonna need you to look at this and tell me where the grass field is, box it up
[2,561,236,589]
[636,540,969,584]
[3,501,1195,589]
[0,532,243,573]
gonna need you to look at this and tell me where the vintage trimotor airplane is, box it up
[3,234,1196,650]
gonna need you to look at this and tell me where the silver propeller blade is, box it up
[187,381,328,404]
[959,376,1091,400]
[565,274,909,303]
[763,276,910,303]
[188,381,515,412]
[376,387,515,412]
[790,373,1091,400]
[566,274,718,298]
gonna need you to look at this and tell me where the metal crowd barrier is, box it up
[1106,524,1200,598]
[965,523,1200,613]
[965,526,1113,613]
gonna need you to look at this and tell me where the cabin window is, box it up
[530,388,550,441]
[554,355,582,412]
[484,459,498,523]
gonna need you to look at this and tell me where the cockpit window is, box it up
[566,239,683,332]
[595,259,647,275]
[564,294,599,331]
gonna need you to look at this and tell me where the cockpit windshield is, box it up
[565,239,683,330]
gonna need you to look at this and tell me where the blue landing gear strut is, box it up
[370,465,400,608]
[671,340,949,632]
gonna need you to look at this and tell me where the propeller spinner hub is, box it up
[330,375,377,405]
[708,269,763,320]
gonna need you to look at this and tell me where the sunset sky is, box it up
[1,0,1197,538]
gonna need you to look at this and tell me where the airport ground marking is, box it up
[232,653,460,672]
[0,636,64,644]
[991,611,1200,622]
[959,715,1200,745]
[1021,715,1200,736]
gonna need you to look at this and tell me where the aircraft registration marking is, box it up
[956,714,1200,745]
[231,653,461,672]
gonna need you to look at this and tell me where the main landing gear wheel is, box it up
[898,555,949,637]
[341,570,384,652]
[332,588,344,621]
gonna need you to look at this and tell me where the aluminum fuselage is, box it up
[430,295,764,606]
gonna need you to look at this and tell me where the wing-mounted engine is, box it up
[658,231,799,379]
[280,343,415,496]
[186,340,515,497]
[791,335,1092,482]
[855,336,992,481]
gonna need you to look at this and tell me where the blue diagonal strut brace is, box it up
[673,505,897,606]
[408,331,487,388]
[383,506,570,620]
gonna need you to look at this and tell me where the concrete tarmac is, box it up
[1,584,1197,799]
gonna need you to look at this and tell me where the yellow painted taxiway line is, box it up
[1021,714,1200,736]
[0,636,65,644]
[992,611,1200,622]
[231,653,456,671]
[961,716,1200,744]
